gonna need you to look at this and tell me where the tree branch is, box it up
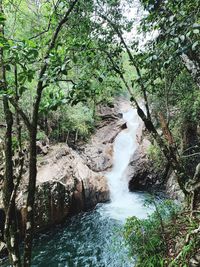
[9,97,32,131]
[99,13,151,120]
[33,0,79,125]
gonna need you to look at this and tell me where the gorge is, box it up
[1,100,154,267]
[17,103,154,267]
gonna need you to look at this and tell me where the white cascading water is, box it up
[108,108,139,202]
[100,105,153,221]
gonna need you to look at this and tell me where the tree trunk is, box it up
[0,1,21,265]
[2,97,21,267]
[102,16,190,196]
[23,128,37,267]
[181,52,200,88]
[14,65,22,150]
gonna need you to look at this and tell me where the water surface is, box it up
[31,203,135,267]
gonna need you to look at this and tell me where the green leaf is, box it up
[193,29,199,34]
[192,41,198,50]
[18,73,26,83]
[192,23,200,28]
[169,15,174,22]
[19,86,27,95]
[173,37,179,44]
[180,35,185,42]
[5,64,11,71]
[186,31,191,37]
[61,69,68,75]
[0,13,6,24]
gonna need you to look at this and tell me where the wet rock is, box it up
[128,137,164,191]
[34,181,70,230]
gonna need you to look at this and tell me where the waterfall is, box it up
[107,108,139,202]
[100,105,153,221]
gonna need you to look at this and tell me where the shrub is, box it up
[124,200,178,267]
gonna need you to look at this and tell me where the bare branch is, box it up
[181,152,200,158]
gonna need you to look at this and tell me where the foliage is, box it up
[124,199,200,267]
[139,0,200,66]
[36,130,47,142]
[49,103,95,142]
[124,200,178,267]
[147,142,166,171]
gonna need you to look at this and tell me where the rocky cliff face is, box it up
[127,130,184,201]
[79,103,125,173]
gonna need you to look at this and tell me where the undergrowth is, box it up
[124,199,200,267]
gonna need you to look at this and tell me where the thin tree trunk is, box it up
[2,97,21,267]
[14,65,22,150]
[23,128,37,267]
[0,1,21,265]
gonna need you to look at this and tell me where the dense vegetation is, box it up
[0,0,199,266]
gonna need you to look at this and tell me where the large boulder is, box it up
[17,144,109,232]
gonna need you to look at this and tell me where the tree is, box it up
[0,1,21,265]
[139,0,200,88]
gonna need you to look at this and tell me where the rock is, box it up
[34,181,70,231]
[81,102,126,172]
[36,141,49,155]
[17,143,109,232]
[166,172,185,201]
[128,137,164,191]
[127,132,184,202]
